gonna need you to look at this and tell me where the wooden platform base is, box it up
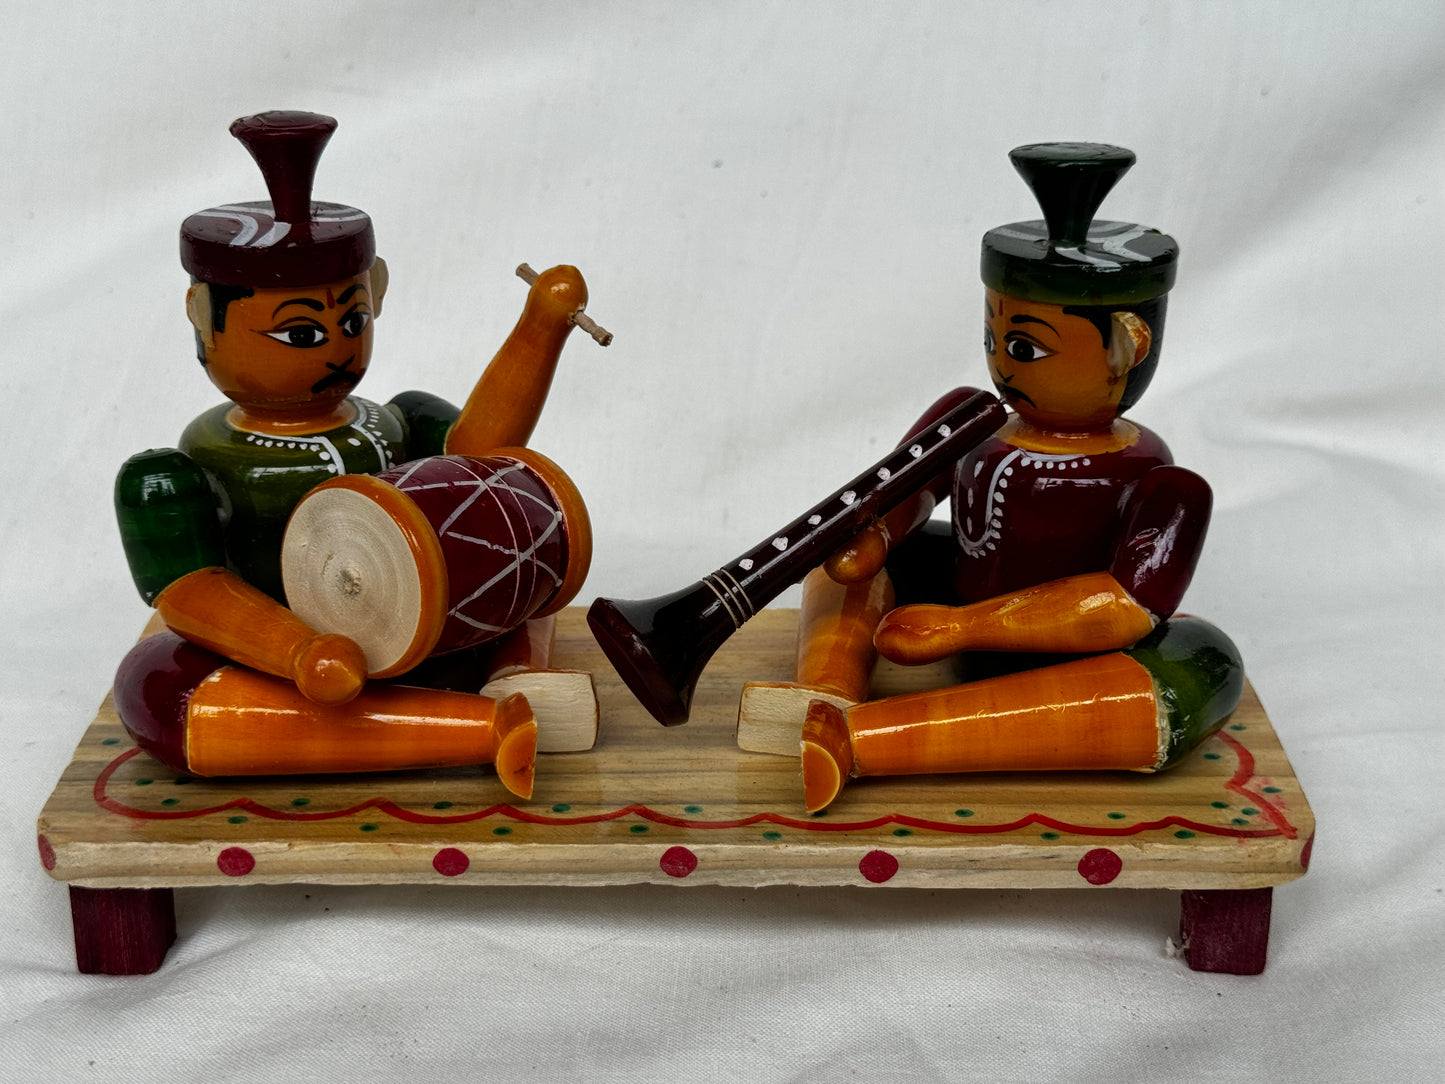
[38,608,1313,975]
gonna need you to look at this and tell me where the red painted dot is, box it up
[37,835,56,871]
[1077,848,1123,885]
[217,847,255,877]
[659,846,698,878]
[433,847,470,877]
[858,850,899,883]
[1300,833,1314,871]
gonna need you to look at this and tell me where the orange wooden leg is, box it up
[795,568,895,701]
[69,886,177,975]
[1180,888,1273,974]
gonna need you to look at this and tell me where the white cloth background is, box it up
[1,2,1441,1080]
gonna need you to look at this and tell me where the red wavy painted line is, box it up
[92,738,1294,840]
[1217,730,1298,839]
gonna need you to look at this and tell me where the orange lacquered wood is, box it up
[800,699,854,813]
[445,265,586,457]
[848,652,1160,776]
[795,568,895,701]
[485,615,558,680]
[185,667,524,780]
[874,571,1156,664]
[824,491,936,585]
[155,567,367,704]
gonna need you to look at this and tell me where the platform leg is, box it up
[1179,887,1272,975]
[69,886,177,975]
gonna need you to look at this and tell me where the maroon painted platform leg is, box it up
[69,886,177,975]
[1179,887,1273,975]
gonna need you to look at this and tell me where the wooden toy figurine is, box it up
[590,142,1241,814]
[791,142,1242,811]
[113,111,609,796]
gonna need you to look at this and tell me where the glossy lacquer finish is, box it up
[108,109,605,782]
[785,143,1242,812]
[282,448,590,678]
[588,390,1007,726]
[114,633,536,797]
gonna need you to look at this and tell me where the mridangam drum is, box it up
[281,446,590,678]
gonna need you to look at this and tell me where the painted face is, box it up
[199,272,377,413]
[983,289,1133,431]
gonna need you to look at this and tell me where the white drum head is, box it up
[282,483,439,677]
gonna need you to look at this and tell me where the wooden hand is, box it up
[154,567,368,704]
[445,264,595,457]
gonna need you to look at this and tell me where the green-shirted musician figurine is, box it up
[111,111,607,793]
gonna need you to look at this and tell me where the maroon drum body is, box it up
[282,446,590,678]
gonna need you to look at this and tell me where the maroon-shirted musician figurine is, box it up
[589,143,1241,814]
[113,111,611,795]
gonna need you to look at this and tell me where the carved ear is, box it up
[1108,311,1151,380]
[370,256,389,319]
[186,283,215,350]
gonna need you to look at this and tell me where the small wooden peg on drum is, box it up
[517,263,613,346]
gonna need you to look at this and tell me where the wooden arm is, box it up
[445,264,594,457]
[873,571,1156,665]
[154,567,367,705]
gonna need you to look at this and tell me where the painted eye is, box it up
[339,309,370,338]
[983,327,996,355]
[1004,337,1050,363]
[263,322,329,348]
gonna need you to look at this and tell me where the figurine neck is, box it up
[1000,414,1139,455]
[225,399,359,437]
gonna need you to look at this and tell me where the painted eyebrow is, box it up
[1010,314,1056,332]
[985,300,995,318]
[272,297,326,316]
[336,284,367,305]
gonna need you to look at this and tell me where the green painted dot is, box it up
[359,823,379,832]
[433,801,454,810]
[893,828,913,838]
[684,805,703,814]
[134,778,153,786]
[161,798,180,807]
[1175,830,1196,839]
[551,803,571,813]
[1230,724,1247,731]
[1263,786,1281,794]
[954,809,974,818]
[629,824,649,834]
[1040,831,1060,840]
[1211,801,1229,809]
[228,815,248,824]
[492,826,512,836]
[1203,753,1221,760]
[291,798,310,807]
[101,738,120,746]
[762,831,782,840]
[1241,808,1259,816]
[1106,812,1127,820]
[1232,818,1249,826]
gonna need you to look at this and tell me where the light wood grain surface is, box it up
[37,608,1313,891]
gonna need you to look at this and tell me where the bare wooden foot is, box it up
[737,682,855,756]
[69,886,177,975]
[480,669,598,752]
[1179,887,1273,974]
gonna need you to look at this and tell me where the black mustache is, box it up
[312,357,359,394]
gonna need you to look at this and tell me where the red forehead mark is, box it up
[324,288,335,308]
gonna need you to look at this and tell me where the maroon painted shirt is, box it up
[949,422,1211,618]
